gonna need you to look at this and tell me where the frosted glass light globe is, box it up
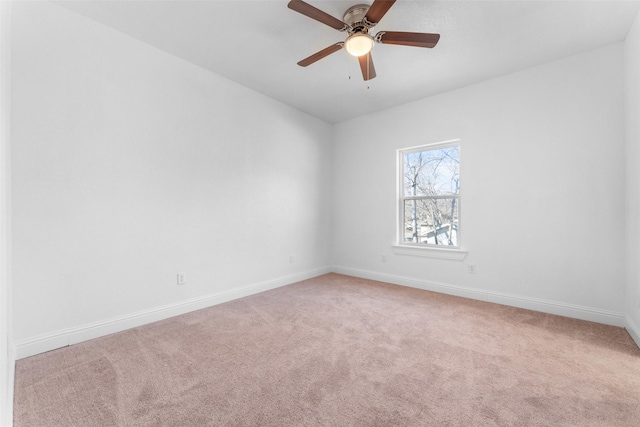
[345,33,374,57]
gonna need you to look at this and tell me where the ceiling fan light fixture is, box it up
[344,32,374,57]
[288,0,441,80]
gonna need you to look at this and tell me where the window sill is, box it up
[391,245,468,261]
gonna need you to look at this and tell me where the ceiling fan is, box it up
[287,0,440,81]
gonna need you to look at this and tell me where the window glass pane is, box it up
[404,146,459,197]
[403,198,459,246]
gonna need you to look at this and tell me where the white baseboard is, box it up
[626,314,640,348]
[15,265,632,360]
[15,267,331,360]
[332,265,626,327]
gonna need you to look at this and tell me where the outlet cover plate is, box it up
[177,272,187,285]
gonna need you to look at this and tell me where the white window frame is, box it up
[393,139,467,260]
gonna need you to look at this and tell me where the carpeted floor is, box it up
[14,273,640,426]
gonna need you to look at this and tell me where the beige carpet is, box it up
[14,273,640,426]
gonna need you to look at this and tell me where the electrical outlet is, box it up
[289,255,295,264]
[467,264,476,274]
[177,272,187,285]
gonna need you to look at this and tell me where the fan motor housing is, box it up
[343,4,371,31]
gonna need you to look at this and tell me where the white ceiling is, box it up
[54,0,640,123]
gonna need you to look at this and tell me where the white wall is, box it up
[625,9,640,346]
[0,1,14,424]
[11,1,332,357]
[8,0,638,359]
[332,44,626,325]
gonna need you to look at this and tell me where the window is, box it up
[399,141,460,248]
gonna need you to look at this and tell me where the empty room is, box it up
[2,0,640,425]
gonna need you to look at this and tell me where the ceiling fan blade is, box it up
[377,31,440,48]
[297,43,343,67]
[358,52,376,81]
[288,0,346,31]
[364,0,397,25]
